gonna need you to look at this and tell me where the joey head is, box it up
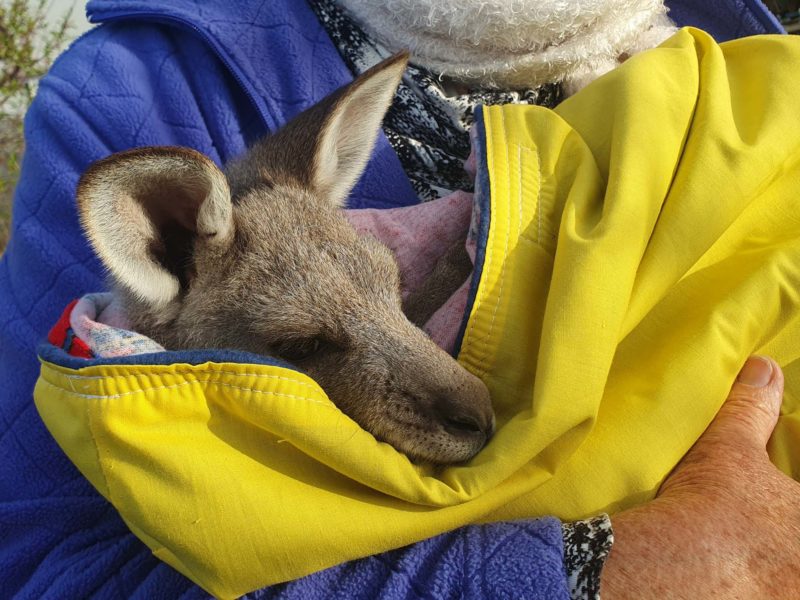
[77,53,493,465]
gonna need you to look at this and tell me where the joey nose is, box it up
[435,395,494,440]
[442,413,486,436]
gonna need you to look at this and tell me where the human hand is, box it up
[601,356,800,599]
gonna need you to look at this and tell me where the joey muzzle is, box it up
[385,324,494,463]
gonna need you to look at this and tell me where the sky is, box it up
[48,0,93,34]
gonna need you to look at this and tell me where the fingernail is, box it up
[737,356,773,387]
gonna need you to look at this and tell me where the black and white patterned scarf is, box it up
[308,0,562,201]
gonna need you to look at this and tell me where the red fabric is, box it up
[47,299,94,359]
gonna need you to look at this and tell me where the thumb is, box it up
[704,356,784,452]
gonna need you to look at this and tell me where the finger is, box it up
[705,356,784,451]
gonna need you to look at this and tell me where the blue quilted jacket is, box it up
[0,0,782,597]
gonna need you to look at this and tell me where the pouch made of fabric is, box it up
[35,28,800,598]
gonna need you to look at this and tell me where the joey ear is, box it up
[312,52,408,206]
[77,146,233,307]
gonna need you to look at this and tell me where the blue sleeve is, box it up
[666,0,785,41]
[251,519,569,600]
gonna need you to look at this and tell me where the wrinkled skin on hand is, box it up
[602,357,800,599]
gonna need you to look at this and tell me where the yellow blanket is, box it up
[35,28,800,598]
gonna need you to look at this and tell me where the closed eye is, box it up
[274,337,337,363]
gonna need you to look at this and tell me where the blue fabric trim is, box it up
[666,0,785,41]
[741,0,786,33]
[37,342,297,372]
[453,107,491,358]
[63,328,77,354]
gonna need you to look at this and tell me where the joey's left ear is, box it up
[312,52,408,206]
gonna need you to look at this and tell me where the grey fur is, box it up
[77,53,494,464]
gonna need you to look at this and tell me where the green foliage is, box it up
[0,0,72,252]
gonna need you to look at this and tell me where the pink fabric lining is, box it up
[70,293,165,357]
[345,190,475,353]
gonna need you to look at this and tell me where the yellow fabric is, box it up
[34,28,800,598]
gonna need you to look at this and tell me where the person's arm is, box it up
[602,357,800,598]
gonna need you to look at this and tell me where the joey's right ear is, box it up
[77,146,233,307]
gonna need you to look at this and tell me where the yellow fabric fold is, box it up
[35,28,800,598]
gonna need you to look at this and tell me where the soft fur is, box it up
[77,54,494,465]
[337,0,677,93]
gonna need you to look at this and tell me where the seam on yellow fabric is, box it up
[519,145,542,244]
[84,382,113,502]
[474,108,512,378]
[37,377,334,407]
[516,144,550,253]
[57,369,318,389]
[212,382,331,406]
[516,143,524,252]
[463,111,497,369]
[517,144,524,241]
